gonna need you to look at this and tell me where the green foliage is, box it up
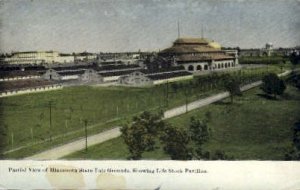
[204,111,212,123]
[211,150,234,160]
[261,73,286,98]
[189,117,211,159]
[0,123,7,158]
[289,52,300,66]
[120,111,164,160]
[286,121,300,160]
[293,121,300,150]
[160,124,192,160]
[189,117,210,146]
[287,73,300,90]
[284,145,300,160]
[223,75,242,103]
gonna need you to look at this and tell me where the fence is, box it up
[0,84,63,98]
[0,75,41,82]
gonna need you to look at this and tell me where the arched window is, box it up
[196,65,202,71]
[221,63,224,68]
[225,63,227,68]
[188,65,194,71]
[218,64,220,69]
[204,65,208,70]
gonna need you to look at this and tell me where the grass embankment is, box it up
[65,85,300,160]
[0,65,283,158]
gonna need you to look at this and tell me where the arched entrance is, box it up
[188,65,194,71]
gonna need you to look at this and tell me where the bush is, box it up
[261,73,286,98]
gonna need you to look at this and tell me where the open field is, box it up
[65,85,300,160]
[0,65,284,158]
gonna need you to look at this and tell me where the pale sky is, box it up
[0,0,299,53]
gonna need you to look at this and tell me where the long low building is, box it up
[41,64,142,83]
[118,67,193,86]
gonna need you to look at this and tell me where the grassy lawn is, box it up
[65,85,300,160]
[0,78,221,158]
[0,65,284,158]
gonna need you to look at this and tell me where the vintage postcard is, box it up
[0,0,300,189]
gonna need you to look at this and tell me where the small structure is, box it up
[119,67,193,86]
[119,71,153,86]
[42,69,61,80]
[80,69,103,83]
[239,43,274,57]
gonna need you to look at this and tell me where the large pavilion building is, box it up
[159,37,238,72]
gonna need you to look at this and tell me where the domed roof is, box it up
[174,37,210,45]
[208,41,221,49]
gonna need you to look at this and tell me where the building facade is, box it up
[118,71,153,86]
[159,37,238,72]
[3,51,75,65]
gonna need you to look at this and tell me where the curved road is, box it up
[25,70,291,160]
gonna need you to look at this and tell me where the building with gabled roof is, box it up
[159,37,238,72]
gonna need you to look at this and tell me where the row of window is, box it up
[187,61,235,71]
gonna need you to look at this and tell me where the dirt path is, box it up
[25,127,121,159]
[25,70,291,160]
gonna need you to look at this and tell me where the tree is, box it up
[289,52,300,70]
[211,150,234,160]
[189,117,210,158]
[121,111,164,160]
[223,76,242,103]
[160,124,192,160]
[0,122,7,158]
[293,121,300,151]
[290,74,300,90]
[284,121,300,160]
[261,73,286,98]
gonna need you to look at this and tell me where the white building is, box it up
[3,51,75,65]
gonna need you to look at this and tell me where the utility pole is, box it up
[84,120,88,152]
[201,24,204,38]
[11,132,14,149]
[165,81,169,108]
[30,127,33,140]
[177,20,180,38]
[185,87,188,113]
[49,101,52,141]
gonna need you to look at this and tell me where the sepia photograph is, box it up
[0,0,300,189]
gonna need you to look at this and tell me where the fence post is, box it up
[11,133,14,149]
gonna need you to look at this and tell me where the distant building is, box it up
[80,69,103,83]
[74,52,97,62]
[118,67,193,86]
[239,43,274,57]
[119,71,153,86]
[2,51,75,65]
[159,37,238,72]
